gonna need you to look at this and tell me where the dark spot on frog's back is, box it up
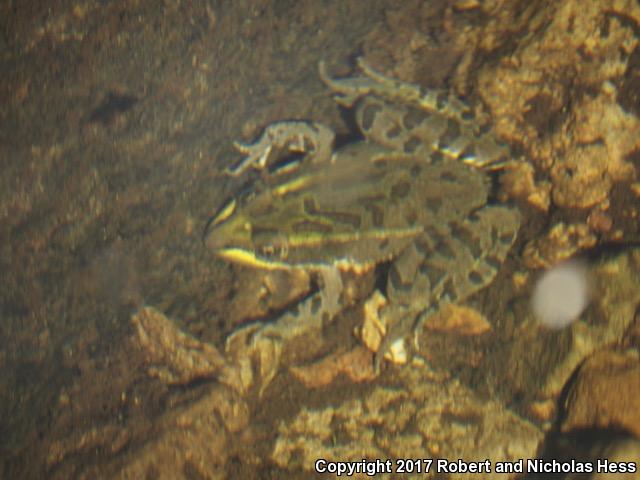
[484,255,502,271]
[390,181,411,200]
[432,232,456,260]
[89,92,138,125]
[430,150,445,164]
[386,125,402,138]
[439,170,459,183]
[403,107,429,129]
[403,136,422,154]
[361,103,383,132]
[467,211,482,223]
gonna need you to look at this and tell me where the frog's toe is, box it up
[226,141,272,176]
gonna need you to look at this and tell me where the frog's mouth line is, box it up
[216,248,290,270]
[216,247,380,275]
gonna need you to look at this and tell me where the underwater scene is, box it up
[1,1,640,478]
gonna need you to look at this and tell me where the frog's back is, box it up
[212,140,492,271]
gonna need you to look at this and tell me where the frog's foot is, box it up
[356,58,476,122]
[319,60,381,107]
[227,121,335,176]
[372,305,432,374]
[224,323,282,396]
[356,293,416,374]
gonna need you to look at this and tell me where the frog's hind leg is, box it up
[320,58,472,123]
[354,96,448,160]
[354,95,511,169]
[320,59,511,169]
[413,205,521,329]
[227,121,335,176]
[377,204,520,365]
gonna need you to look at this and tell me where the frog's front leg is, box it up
[223,265,344,395]
[227,121,335,176]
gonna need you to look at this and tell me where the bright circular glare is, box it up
[531,260,590,328]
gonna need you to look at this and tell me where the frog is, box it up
[203,58,520,391]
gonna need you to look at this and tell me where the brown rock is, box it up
[132,306,226,385]
[500,160,551,211]
[523,222,597,269]
[424,302,491,336]
[289,346,376,389]
[113,385,248,480]
[562,349,640,437]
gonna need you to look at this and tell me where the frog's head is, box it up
[203,191,301,271]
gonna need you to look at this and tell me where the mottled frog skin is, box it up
[204,59,520,368]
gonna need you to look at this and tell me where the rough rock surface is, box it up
[273,363,543,480]
[562,349,640,438]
